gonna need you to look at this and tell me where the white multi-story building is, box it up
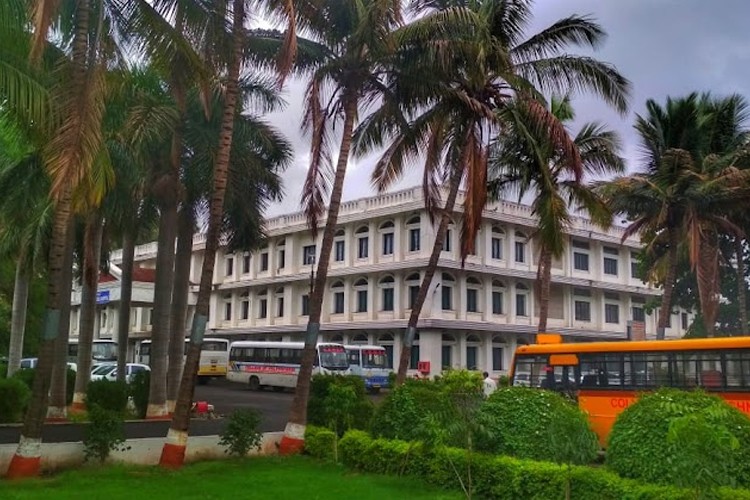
[71,187,691,377]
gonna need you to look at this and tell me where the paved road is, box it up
[0,379,292,444]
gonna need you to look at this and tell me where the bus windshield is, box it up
[92,342,117,361]
[319,346,349,370]
[202,340,228,352]
[361,349,387,369]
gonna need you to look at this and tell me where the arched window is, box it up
[351,333,368,344]
[380,220,395,255]
[491,335,505,371]
[515,283,529,317]
[441,273,455,310]
[491,226,505,260]
[275,287,285,317]
[442,219,455,253]
[405,273,421,309]
[406,215,421,252]
[330,334,344,343]
[441,334,455,369]
[354,278,368,313]
[466,276,482,313]
[379,275,395,312]
[514,231,528,264]
[356,226,369,259]
[334,229,346,262]
[240,291,250,320]
[331,281,345,314]
[466,334,480,371]
[492,281,505,315]
[257,289,268,319]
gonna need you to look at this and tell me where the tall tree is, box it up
[489,95,624,334]
[160,0,295,468]
[279,0,402,454]
[601,94,750,337]
[354,0,629,385]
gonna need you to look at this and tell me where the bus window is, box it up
[203,340,228,352]
[361,349,386,369]
[347,350,361,366]
[726,351,750,389]
[513,355,548,387]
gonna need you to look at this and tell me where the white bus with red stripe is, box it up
[227,341,349,391]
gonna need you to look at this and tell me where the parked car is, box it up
[19,358,76,371]
[90,363,150,383]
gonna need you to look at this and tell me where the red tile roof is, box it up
[99,266,156,284]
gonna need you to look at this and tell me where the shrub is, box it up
[475,387,598,464]
[607,389,750,488]
[371,379,445,442]
[12,367,76,405]
[307,375,373,434]
[129,369,150,419]
[0,377,31,423]
[86,379,129,414]
[336,430,750,500]
[305,425,337,461]
[219,409,263,457]
[83,405,129,463]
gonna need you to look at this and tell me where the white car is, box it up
[90,363,150,383]
[19,358,77,371]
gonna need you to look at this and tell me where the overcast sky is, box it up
[261,0,750,217]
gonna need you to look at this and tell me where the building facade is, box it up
[71,187,691,377]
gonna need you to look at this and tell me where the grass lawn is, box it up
[0,456,461,499]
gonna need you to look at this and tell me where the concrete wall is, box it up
[0,432,283,475]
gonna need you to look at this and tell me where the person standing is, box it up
[483,371,497,397]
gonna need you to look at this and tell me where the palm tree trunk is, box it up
[72,213,104,411]
[159,0,245,468]
[656,229,679,340]
[148,7,188,420]
[736,237,748,334]
[116,230,135,382]
[167,208,194,411]
[536,247,553,335]
[7,189,73,478]
[279,96,358,455]
[697,231,720,337]
[7,250,31,377]
[48,216,76,417]
[395,165,464,386]
[147,197,177,418]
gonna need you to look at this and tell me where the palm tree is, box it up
[160,0,296,468]
[354,0,629,385]
[165,81,289,409]
[489,95,625,334]
[601,94,750,337]
[277,0,402,455]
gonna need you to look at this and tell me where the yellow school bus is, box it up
[510,334,750,444]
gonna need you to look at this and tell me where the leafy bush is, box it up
[219,409,263,457]
[305,425,337,461]
[607,389,750,488]
[0,377,31,423]
[371,379,446,442]
[475,387,598,464]
[86,379,129,414]
[12,367,75,405]
[129,369,150,419]
[307,375,373,434]
[83,405,129,463]
[336,430,750,500]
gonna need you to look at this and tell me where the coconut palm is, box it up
[277,0,402,454]
[354,0,629,385]
[160,0,296,468]
[600,93,750,337]
[489,95,625,334]
[164,81,289,408]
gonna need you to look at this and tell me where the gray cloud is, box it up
[263,0,750,216]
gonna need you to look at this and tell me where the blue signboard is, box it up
[96,290,110,305]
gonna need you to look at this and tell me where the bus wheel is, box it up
[197,377,208,386]
[273,386,285,393]
[248,376,261,391]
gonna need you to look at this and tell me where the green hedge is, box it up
[304,425,337,461]
[86,379,129,414]
[336,431,750,500]
[607,389,750,488]
[307,375,373,434]
[0,377,31,423]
